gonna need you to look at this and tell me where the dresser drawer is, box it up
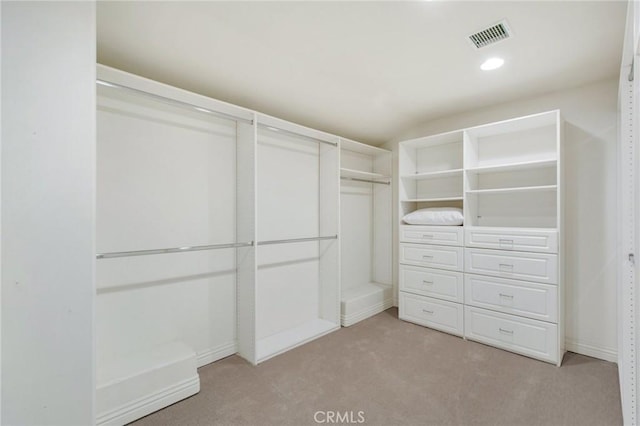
[400,292,463,336]
[400,265,463,303]
[464,306,558,364]
[400,225,463,246]
[464,248,557,285]
[464,274,557,322]
[465,227,558,254]
[400,244,463,271]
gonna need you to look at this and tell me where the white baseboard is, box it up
[341,298,394,327]
[97,375,199,426]
[565,338,618,363]
[196,341,237,367]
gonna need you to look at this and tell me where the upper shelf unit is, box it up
[398,110,562,228]
[464,111,562,228]
[464,111,559,169]
[399,130,464,205]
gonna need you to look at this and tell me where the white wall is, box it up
[1,2,96,425]
[385,78,619,362]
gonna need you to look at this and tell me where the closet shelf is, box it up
[340,168,390,180]
[401,169,463,180]
[466,185,557,195]
[466,159,557,174]
[402,196,464,202]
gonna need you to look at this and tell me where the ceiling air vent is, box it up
[468,20,512,49]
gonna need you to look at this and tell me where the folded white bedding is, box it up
[402,207,463,226]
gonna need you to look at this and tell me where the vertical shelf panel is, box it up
[236,117,258,364]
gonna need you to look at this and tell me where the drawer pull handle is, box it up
[422,234,434,239]
[422,255,434,259]
[422,280,434,285]
[499,293,514,299]
[499,263,514,269]
[422,309,434,315]
[499,328,514,335]
[499,239,514,245]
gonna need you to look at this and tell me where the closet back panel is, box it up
[467,125,557,167]
[257,130,321,339]
[416,142,463,173]
[373,155,392,285]
[472,192,557,228]
[469,167,557,191]
[96,86,237,367]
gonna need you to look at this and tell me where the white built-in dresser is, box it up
[398,110,564,366]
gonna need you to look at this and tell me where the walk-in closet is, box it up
[1,1,635,425]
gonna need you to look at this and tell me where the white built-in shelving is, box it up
[397,110,564,366]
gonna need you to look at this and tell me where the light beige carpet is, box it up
[132,308,622,426]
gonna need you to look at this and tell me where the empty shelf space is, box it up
[401,169,464,180]
[256,318,339,363]
[466,159,557,174]
[466,185,557,194]
[340,168,390,180]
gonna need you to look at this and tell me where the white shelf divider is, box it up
[340,167,390,180]
[466,184,557,195]
[401,168,463,180]
[466,159,557,174]
[402,196,464,202]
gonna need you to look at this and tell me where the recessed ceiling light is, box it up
[480,57,504,71]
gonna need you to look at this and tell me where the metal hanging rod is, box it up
[258,123,338,147]
[96,241,254,260]
[97,79,253,125]
[257,235,338,246]
[341,176,390,185]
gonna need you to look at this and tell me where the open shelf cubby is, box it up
[463,111,560,228]
[399,130,464,206]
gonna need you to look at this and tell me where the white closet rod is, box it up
[96,79,253,124]
[96,241,254,259]
[96,235,338,259]
[258,123,338,147]
[257,235,338,246]
[340,176,390,185]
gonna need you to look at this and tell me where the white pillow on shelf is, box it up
[402,207,463,226]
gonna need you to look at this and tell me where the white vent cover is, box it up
[468,20,512,49]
